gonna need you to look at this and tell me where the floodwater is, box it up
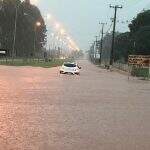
[0,60,150,150]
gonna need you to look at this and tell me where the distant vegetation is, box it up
[0,58,65,68]
[90,10,150,64]
[0,0,47,58]
[69,50,84,59]
[114,9,150,63]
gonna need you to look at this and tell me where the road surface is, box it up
[0,60,150,150]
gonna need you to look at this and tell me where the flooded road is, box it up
[0,60,150,150]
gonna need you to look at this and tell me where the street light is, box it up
[33,21,41,57]
[23,12,42,58]
[30,0,39,5]
[50,33,55,50]
[46,13,52,20]
[60,28,65,35]
[36,21,41,27]
[67,36,71,40]
[55,23,60,29]
[12,2,22,60]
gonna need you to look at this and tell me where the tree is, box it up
[133,26,150,55]
[114,32,133,62]
[0,0,20,56]
[69,50,84,59]
[129,10,150,55]
[0,0,47,57]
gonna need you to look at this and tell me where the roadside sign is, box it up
[128,55,150,67]
[0,49,8,55]
[0,51,6,54]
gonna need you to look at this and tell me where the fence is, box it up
[113,62,129,72]
[113,62,150,79]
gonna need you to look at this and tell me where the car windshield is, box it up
[64,63,76,67]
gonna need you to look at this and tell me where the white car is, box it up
[60,62,81,75]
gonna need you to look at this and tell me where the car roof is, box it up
[64,62,76,64]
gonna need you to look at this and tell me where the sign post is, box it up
[128,55,150,80]
[0,49,9,63]
[128,55,150,67]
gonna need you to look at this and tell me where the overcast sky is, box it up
[32,0,150,50]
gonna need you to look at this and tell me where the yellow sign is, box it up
[128,55,150,67]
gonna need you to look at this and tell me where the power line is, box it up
[105,22,113,34]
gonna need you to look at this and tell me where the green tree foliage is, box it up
[89,10,150,64]
[0,0,47,57]
[114,32,133,62]
[129,10,150,55]
[114,10,150,62]
[132,26,150,55]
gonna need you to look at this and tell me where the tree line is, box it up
[0,0,47,58]
[113,9,150,63]
[90,9,150,64]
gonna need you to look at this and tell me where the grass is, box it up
[0,58,67,68]
[131,67,150,78]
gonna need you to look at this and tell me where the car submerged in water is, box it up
[60,62,81,75]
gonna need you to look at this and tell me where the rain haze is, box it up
[0,0,150,149]
[32,0,150,50]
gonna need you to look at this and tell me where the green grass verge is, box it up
[0,59,66,68]
[131,67,150,78]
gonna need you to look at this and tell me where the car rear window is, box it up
[64,63,76,67]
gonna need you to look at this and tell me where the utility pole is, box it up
[12,4,18,60]
[109,4,123,66]
[12,1,23,60]
[90,42,94,61]
[99,22,107,64]
[95,36,98,60]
